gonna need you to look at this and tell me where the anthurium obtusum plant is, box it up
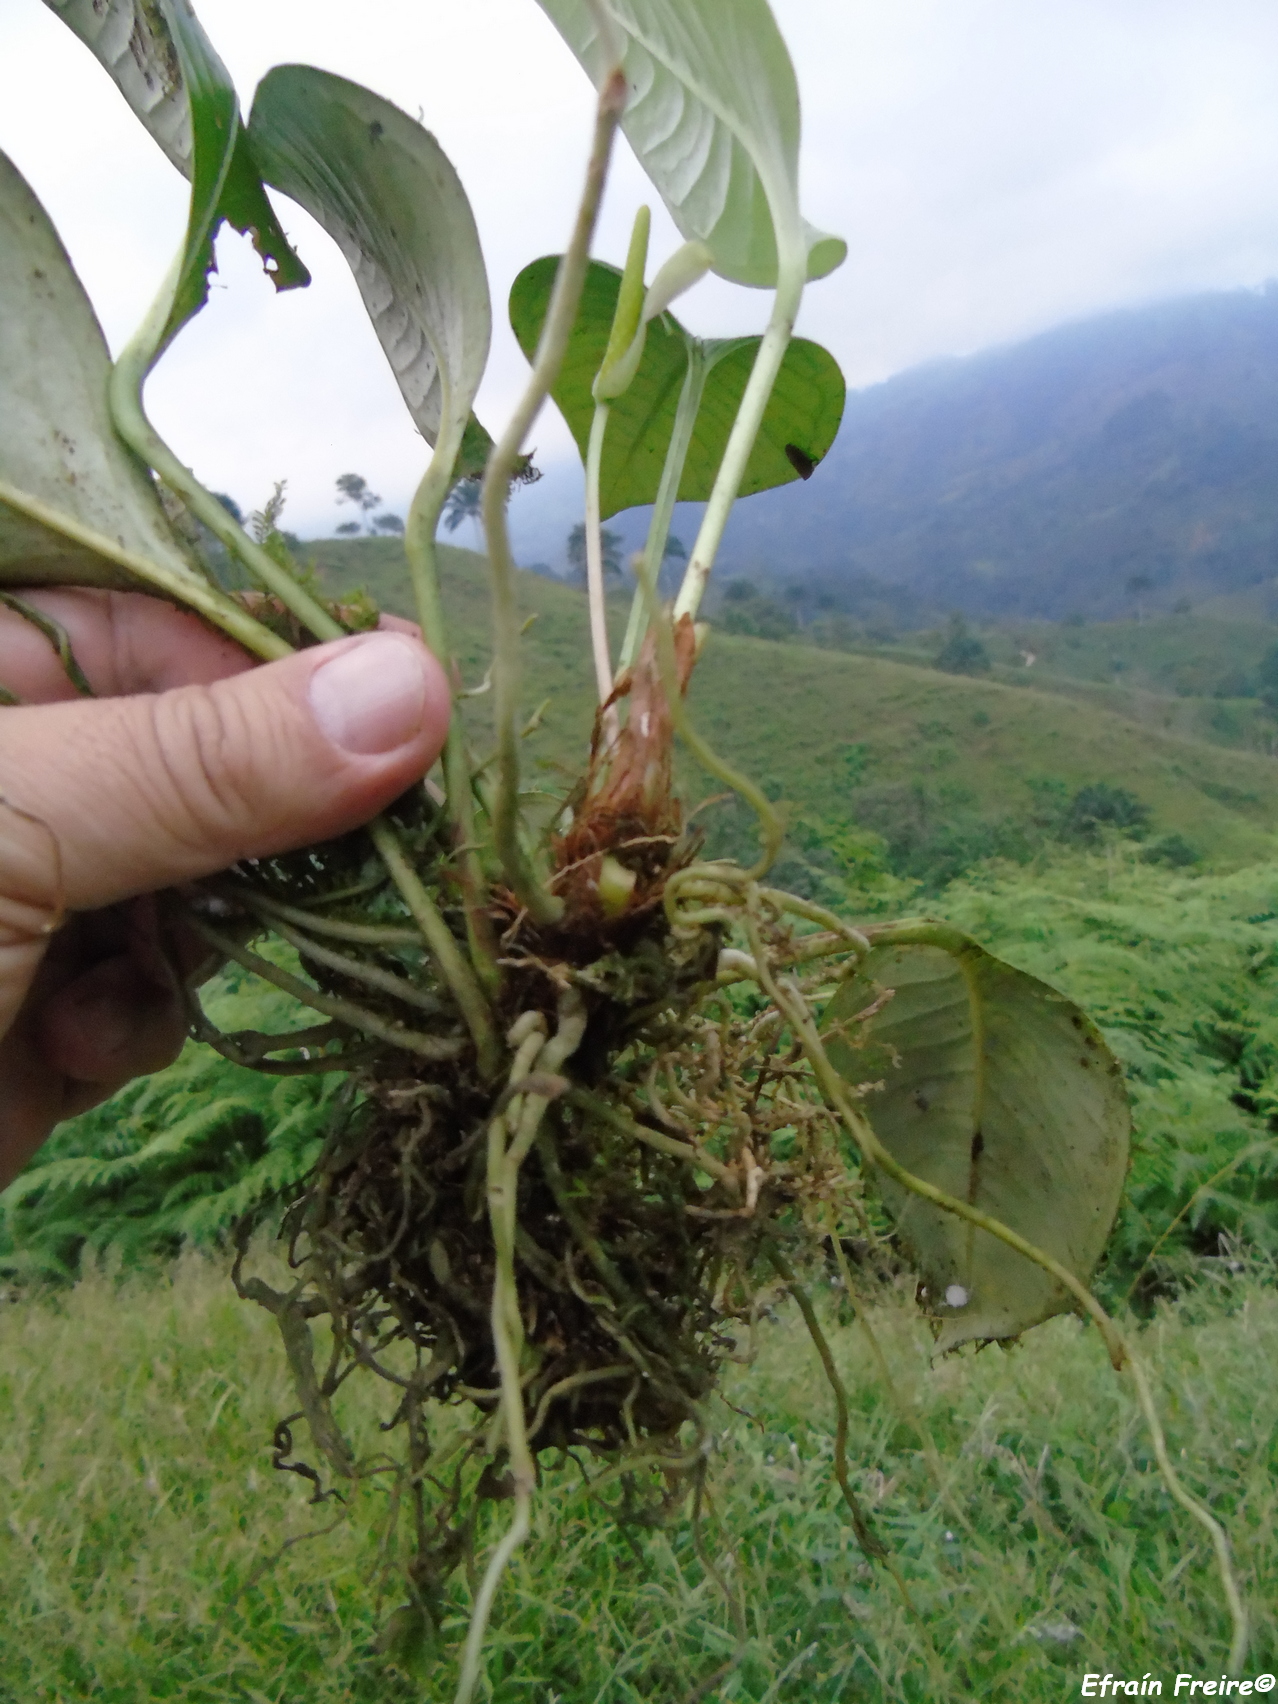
[0,0,1248,1688]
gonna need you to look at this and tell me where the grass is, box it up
[309,540,1278,869]
[1,1251,1275,1700]
[888,613,1275,700]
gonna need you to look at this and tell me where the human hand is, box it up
[0,588,450,1189]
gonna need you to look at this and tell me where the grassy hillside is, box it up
[800,610,1278,757]
[2,1252,1273,1700]
[307,539,1278,877]
[865,611,1274,702]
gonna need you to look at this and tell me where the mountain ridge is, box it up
[580,283,1278,624]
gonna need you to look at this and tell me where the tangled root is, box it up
[202,619,1256,1693]
[201,833,880,1675]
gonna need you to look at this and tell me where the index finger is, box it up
[0,587,254,704]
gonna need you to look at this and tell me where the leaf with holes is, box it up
[824,922,1130,1352]
[510,256,844,516]
[247,65,491,460]
[534,0,844,287]
[0,150,198,589]
[42,0,308,301]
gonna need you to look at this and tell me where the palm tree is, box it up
[442,478,484,551]
[1126,572,1153,623]
[334,472,381,535]
[566,522,623,583]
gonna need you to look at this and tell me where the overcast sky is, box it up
[5,0,1278,539]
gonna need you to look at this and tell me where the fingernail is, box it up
[308,635,431,756]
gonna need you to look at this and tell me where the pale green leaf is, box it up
[247,65,491,450]
[41,0,308,300]
[510,256,844,516]
[0,149,199,589]
[42,0,190,172]
[534,0,845,286]
[824,924,1130,1352]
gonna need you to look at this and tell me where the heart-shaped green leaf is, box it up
[42,0,308,303]
[247,66,491,455]
[0,149,199,589]
[534,0,845,286]
[510,256,844,517]
[824,923,1130,1352]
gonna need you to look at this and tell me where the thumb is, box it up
[0,630,451,1029]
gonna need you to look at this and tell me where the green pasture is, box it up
[2,1252,1274,1702]
[311,542,1278,873]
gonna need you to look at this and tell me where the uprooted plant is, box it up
[0,0,1251,1689]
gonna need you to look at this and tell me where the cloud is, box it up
[5,0,1278,537]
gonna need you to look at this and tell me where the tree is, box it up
[1063,783,1151,843]
[566,522,623,583]
[1256,641,1278,714]
[374,513,404,535]
[783,581,812,626]
[656,532,687,594]
[442,477,483,550]
[933,612,990,675]
[1126,572,1153,623]
[334,472,382,535]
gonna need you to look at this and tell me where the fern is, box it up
[940,850,1278,1297]
[7,856,1278,1296]
[0,969,342,1281]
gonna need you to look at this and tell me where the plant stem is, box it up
[618,337,708,672]
[367,819,498,1080]
[405,411,499,993]
[672,250,806,622]
[0,480,290,663]
[1126,1349,1250,1673]
[108,250,344,644]
[639,559,783,877]
[481,66,627,924]
[456,994,585,1704]
[186,914,463,1062]
[217,887,423,947]
[822,1205,973,1532]
[583,402,615,707]
[770,1256,902,1564]
[566,1086,732,1183]
[257,914,446,1017]
[0,591,95,695]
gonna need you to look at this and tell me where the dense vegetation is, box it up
[4,548,1276,1695]
[9,549,1277,1292]
[8,847,1277,1309]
